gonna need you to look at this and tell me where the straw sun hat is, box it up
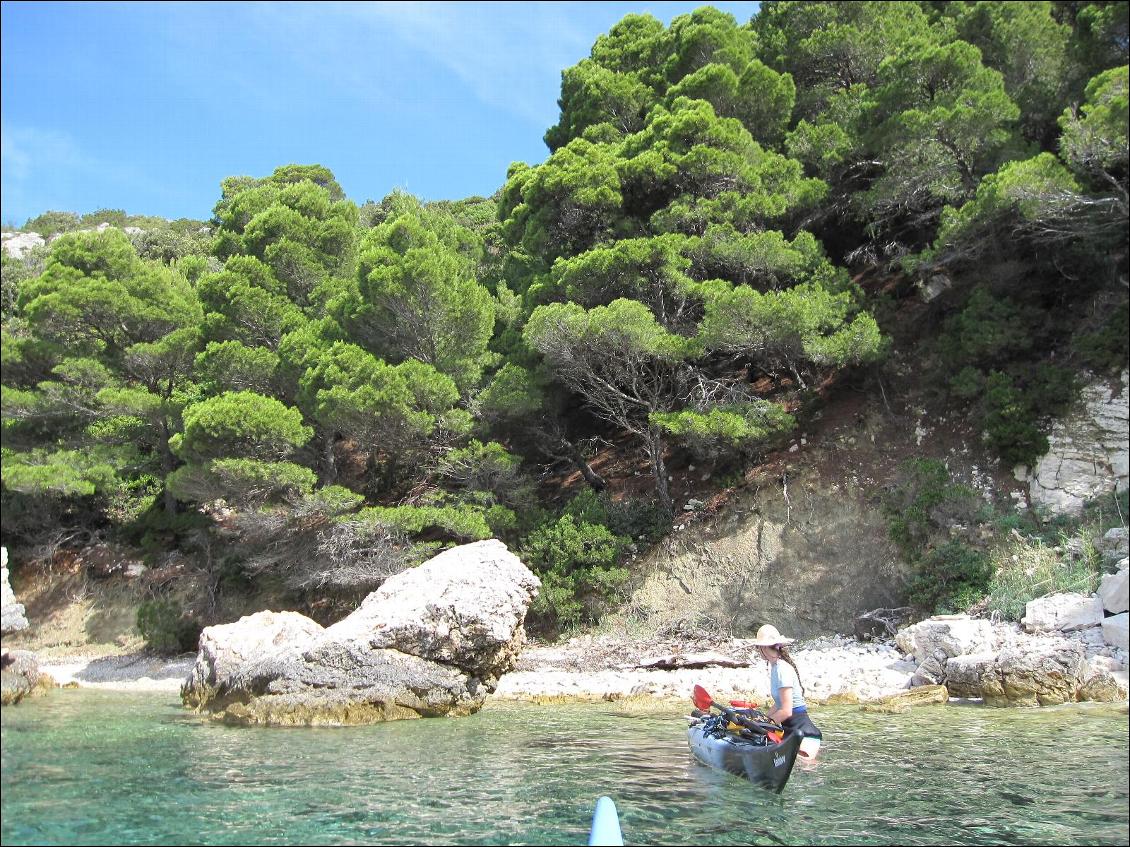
[751,624,795,646]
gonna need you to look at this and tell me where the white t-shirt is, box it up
[770,659,806,711]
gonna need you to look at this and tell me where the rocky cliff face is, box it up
[2,548,29,635]
[624,472,908,639]
[617,367,1129,641]
[617,390,930,639]
[1022,370,1129,517]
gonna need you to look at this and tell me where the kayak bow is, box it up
[587,795,624,846]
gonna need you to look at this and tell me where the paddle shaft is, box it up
[692,684,783,736]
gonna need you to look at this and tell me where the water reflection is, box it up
[2,692,1127,845]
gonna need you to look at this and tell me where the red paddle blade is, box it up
[692,684,713,711]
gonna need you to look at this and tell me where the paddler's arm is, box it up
[767,686,792,724]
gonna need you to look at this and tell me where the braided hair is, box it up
[776,645,804,696]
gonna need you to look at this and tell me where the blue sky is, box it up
[1,1,759,227]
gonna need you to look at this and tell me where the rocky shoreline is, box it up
[6,542,1128,714]
[29,635,915,702]
[26,620,1127,712]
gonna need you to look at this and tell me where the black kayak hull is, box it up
[686,725,802,793]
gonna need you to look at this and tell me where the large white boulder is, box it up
[319,539,540,681]
[896,615,993,663]
[1099,560,1129,614]
[1021,592,1105,633]
[182,540,540,725]
[1102,612,1129,652]
[182,610,325,706]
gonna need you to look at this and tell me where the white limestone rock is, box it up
[1078,655,1130,702]
[941,652,1000,699]
[919,274,952,302]
[1102,612,1129,652]
[183,540,541,725]
[1028,371,1129,516]
[1,649,51,705]
[895,615,993,664]
[995,640,1086,706]
[1098,530,1130,565]
[1099,560,1129,614]
[1021,592,1105,633]
[945,638,1087,706]
[318,539,540,682]
[0,231,45,259]
[182,610,325,706]
[1,548,29,635]
[910,655,946,687]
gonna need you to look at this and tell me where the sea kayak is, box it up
[686,715,802,793]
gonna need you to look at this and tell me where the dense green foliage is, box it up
[884,459,993,612]
[136,598,203,655]
[2,2,1127,632]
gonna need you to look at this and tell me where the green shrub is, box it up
[604,496,671,543]
[937,287,1035,371]
[561,489,670,544]
[531,570,585,632]
[122,504,213,561]
[173,391,313,462]
[981,371,1049,468]
[562,489,611,525]
[79,209,128,228]
[355,503,496,541]
[949,365,984,400]
[521,515,629,631]
[650,403,795,462]
[1076,300,1130,372]
[980,490,1121,620]
[884,459,981,558]
[136,600,201,655]
[165,459,317,508]
[22,210,81,237]
[907,541,992,614]
[885,460,995,614]
[936,286,1082,469]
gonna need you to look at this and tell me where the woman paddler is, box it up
[752,624,823,760]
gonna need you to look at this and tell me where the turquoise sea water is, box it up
[2,690,1127,845]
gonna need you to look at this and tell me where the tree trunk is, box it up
[646,429,673,514]
[160,419,178,515]
[564,440,606,491]
[320,431,338,486]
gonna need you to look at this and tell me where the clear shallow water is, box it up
[2,691,1127,845]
